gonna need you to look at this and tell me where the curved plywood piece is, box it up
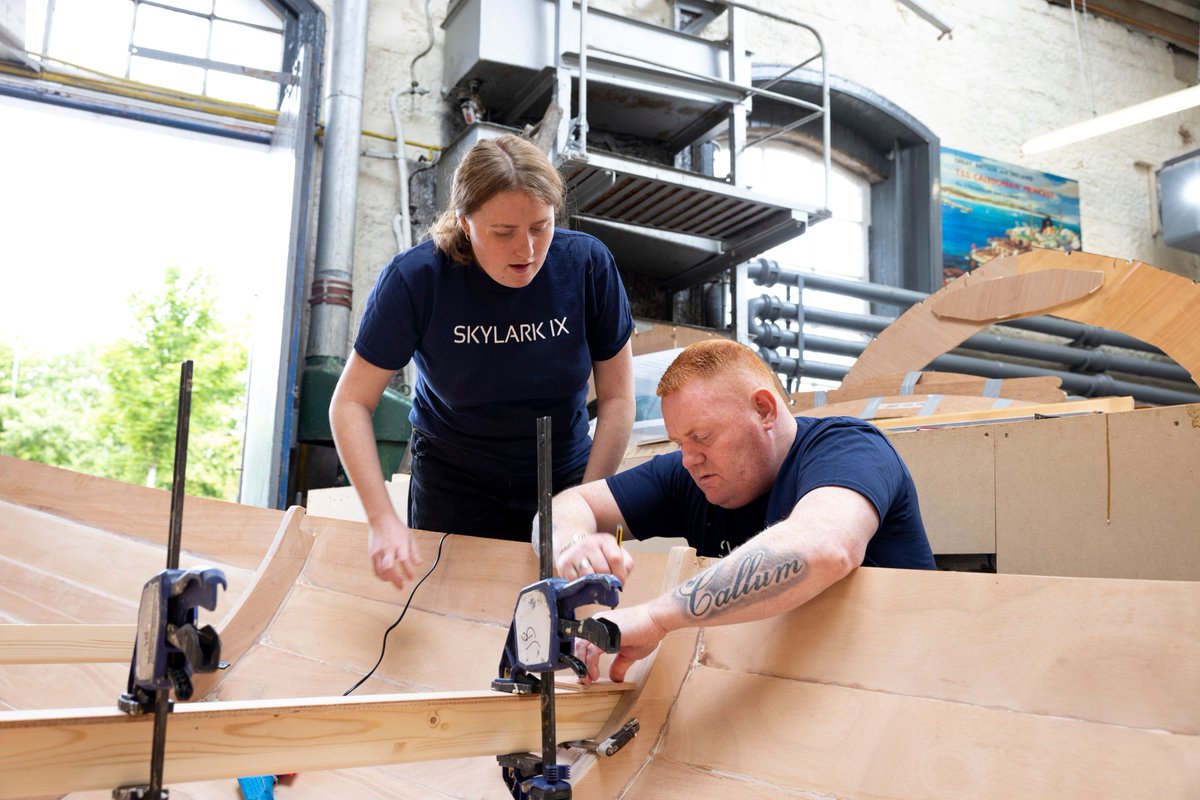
[189,506,315,699]
[843,249,1200,391]
[929,267,1104,322]
[1,457,1198,798]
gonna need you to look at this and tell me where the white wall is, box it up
[316,0,1200,354]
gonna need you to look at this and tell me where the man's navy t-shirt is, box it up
[354,229,633,480]
[607,416,936,568]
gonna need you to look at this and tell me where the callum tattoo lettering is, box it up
[676,549,806,619]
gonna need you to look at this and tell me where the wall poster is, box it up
[940,147,1082,284]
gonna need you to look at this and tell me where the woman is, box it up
[330,134,635,590]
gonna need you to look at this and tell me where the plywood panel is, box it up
[265,583,507,693]
[888,426,995,554]
[0,455,282,570]
[0,501,253,615]
[1107,403,1200,578]
[572,546,703,799]
[653,666,1200,800]
[210,642,402,701]
[618,758,822,798]
[300,519,538,626]
[0,557,137,624]
[995,406,1200,579]
[700,567,1200,734]
[0,663,127,711]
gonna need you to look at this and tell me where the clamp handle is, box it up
[119,567,226,713]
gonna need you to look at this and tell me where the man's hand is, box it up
[576,603,669,685]
[368,515,423,590]
[555,532,634,582]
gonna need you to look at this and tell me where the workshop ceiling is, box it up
[1044,0,1200,57]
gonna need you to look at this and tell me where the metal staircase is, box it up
[438,0,831,292]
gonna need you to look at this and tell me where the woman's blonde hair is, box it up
[428,134,566,265]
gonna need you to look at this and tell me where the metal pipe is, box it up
[307,0,369,361]
[755,339,1200,406]
[747,258,1165,354]
[750,299,1194,384]
[577,0,588,153]
[389,88,413,251]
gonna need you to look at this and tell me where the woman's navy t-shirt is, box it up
[354,229,633,481]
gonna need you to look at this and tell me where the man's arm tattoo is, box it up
[675,549,807,620]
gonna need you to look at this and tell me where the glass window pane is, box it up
[155,0,215,14]
[214,0,282,29]
[45,0,133,76]
[129,53,204,94]
[210,19,282,71]
[24,0,49,54]
[134,4,210,59]
[206,69,279,107]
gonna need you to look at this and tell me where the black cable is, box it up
[343,532,452,696]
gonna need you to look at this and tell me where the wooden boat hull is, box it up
[2,454,1198,798]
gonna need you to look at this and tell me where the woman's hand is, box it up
[368,515,424,590]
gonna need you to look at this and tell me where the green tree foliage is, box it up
[98,267,247,498]
[0,268,248,501]
[0,345,109,474]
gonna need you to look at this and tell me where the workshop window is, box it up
[716,139,872,391]
[24,0,285,108]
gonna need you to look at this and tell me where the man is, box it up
[542,339,935,684]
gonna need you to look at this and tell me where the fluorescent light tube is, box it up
[1022,84,1200,155]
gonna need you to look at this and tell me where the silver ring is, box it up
[578,558,592,574]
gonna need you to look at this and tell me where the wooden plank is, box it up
[803,392,1038,421]
[888,426,995,554]
[700,567,1200,734]
[0,624,134,665]
[869,395,1133,431]
[630,320,726,357]
[0,688,627,799]
[652,665,1200,800]
[305,474,410,524]
[792,372,1066,409]
[0,455,283,570]
[929,268,1104,321]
